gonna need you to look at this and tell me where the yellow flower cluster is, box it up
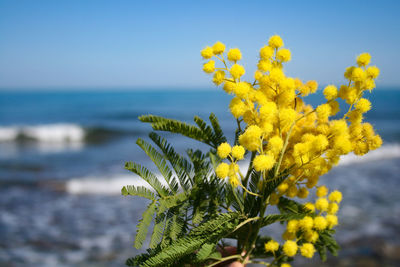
[202,36,381,264]
[267,187,340,262]
[215,142,246,187]
[203,35,381,196]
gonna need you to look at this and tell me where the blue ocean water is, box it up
[0,89,399,266]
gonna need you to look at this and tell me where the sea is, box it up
[0,89,399,266]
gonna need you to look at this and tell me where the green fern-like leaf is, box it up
[121,185,155,200]
[139,115,211,146]
[148,132,192,191]
[125,162,169,197]
[135,200,157,249]
[194,116,214,141]
[261,213,308,227]
[158,193,186,214]
[149,212,165,249]
[141,212,242,267]
[169,213,183,241]
[277,197,314,215]
[136,138,178,193]
[318,230,340,257]
[195,242,216,261]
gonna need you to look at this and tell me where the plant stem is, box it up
[246,259,270,266]
[243,179,268,261]
[274,123,295,178]
[207,254,242,267]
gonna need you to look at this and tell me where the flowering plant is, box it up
[123,35,381,266]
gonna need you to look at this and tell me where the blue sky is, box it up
[0,0,399,90]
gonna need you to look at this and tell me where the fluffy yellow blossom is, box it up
[231,145,245,160]
[239,125,262,151]
[306,80,318,93]
[229,175,239,187]
[230,64,245,79]
[313,216,327,230]
[277,182,289,194]
[315,198,329,211]
[212,41,225,55]
[217,142,231,158]
[357,53,371,67]
[260,45,274,59]
[253,154,275,171]
[269,192,280,205]
[283,240,298,257]
[298,85,310,96]
[222,79,235,94]
[234,82,251,98]
[333,135,352,154]
[300,243,316,258]
[316,104,331,122]
[268,35,284,48]
[366,66,380,79]
[304,203,315,212]
[258,60,272,72]
[330,119,348,136]
[286,185,298,198]
[282,230,296,240]
[230,162,239,173]
[316,186,328,197]
[254,70,263,80]
[328,203,339,214]
[371,135,383,150]
[351,67,365,81]
[329,100,340,115]
[269,68,285,83]
[344,66,355,80]
[323,85,338,100]
[299,216,314,230]
[277,48,291,62]
[279,108,297,130]
[213,71,225,85]
[260,101,278,119]
[314,135,329,151]
[364,79,376,91]
[281,264,291,267]
[329,190,342,203]
[227,48,242,61]
[215,163,229,179]
[326,215,338,228]
[229,97,246,118]
[264,239,280,252]
[203,60,215,73]
[267,135,284,155]
[355,98,371,113]
[297,187,309,198]
[286,220,299,233]
[200,46,213,59]
[304,231,319,243]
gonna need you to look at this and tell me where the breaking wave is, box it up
[0,124,134,143]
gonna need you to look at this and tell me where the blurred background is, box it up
[1,0,399,266]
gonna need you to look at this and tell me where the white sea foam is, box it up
[0,127,19,141]
[339,143,400,166]
[66,174,163,195]
[0,124,85,143]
